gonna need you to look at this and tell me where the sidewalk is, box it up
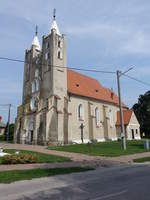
[0,143,150,172]
[0,143,122,171]
[109,151,150,163]
[0,143,103,161]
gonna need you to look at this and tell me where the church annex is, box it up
[14,13,141,145]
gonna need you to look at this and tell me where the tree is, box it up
[133,91,150,138]
[4,123,14,142]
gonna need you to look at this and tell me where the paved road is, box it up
[1,164,150,200]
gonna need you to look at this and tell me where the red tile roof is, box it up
[116,109,133,126]
[67,69,126,107]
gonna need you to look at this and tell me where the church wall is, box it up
[68,94,120,143]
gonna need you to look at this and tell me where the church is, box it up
[14,13,141,145]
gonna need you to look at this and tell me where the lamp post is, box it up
[80,123,84,144]
[7,104,11,142]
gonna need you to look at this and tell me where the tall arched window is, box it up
[109,109,113,127]
[58,51,61,59]
[78,104,84,120]
[95,107,100,126]
[35,69,39,78]
[32,81,36,93]
[35,78,40,91]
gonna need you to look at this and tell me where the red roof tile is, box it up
[116,109,133,126]
[67,69,126,107]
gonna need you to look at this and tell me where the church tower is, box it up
[41,9,68,144]
[15,10,68,145]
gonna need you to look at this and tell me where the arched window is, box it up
[58,40,61,48]
[109,109,113,127]
[58,51,61,59]
[95,107,100,126]
[35,69,39,78]
[78,104,84,120]
[35,78,40,91]
[32,81,36,93]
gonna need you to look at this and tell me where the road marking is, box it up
[90,190,128,200]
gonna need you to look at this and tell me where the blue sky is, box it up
[0,0,150,123]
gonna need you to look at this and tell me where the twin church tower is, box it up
[15,10,68,144]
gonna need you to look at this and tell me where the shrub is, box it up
[2,154,39,164]
[0,135,5,141]
[90,139,98,144]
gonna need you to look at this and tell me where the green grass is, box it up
[0,167,93,183]
[48,140,150,157]
[0,149,71,164]
[133,157,150,163]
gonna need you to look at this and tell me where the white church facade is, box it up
[14,13,141,145]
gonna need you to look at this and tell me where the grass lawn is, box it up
[48,140,150,157]
[133,157,150,163]
[0,167,93,183]
[0,149,71,164]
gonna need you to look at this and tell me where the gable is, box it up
[129,112,140,126]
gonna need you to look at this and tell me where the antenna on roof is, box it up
[53,8,56,20]
[35,25,38,36]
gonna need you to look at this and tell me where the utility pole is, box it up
[117,70,126,150]
[7,104,11,142]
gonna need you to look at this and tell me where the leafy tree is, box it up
[4,123,14,142]
[133,91,150,138]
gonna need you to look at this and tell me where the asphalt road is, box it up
[1,164,150,200]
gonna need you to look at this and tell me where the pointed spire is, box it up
[50,8,61,35]
[53,8,56,20]
[35,25,38,36]
[32,25,41,51]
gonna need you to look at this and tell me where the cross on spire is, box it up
[35,25,38,36]
[53,8,56,20]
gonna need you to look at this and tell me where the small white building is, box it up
[116,110,141,140]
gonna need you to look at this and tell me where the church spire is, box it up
[50,8,61,35]
[53,8,56,20]
[35,25,38,36]
[31,25,41,51]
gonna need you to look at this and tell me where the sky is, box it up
[0,0,150,123]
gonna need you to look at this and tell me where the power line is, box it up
[0,56,150,87]
[0,104,10,106]
[123,74,150,87]
[0,56,116,74]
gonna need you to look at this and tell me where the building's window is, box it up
[58,51,61,59]
[46,42,49,49]
[35,79,40,91]
[95,107,100,126]
[109,109,113,127]
[58,50,63,59]
[58,40,61,48]
[32,81,36,93]
[45,52,50,60]
[35,69,39,78]
[78,104,84,120]
[136,129,138,134]
[58,39,62,48]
